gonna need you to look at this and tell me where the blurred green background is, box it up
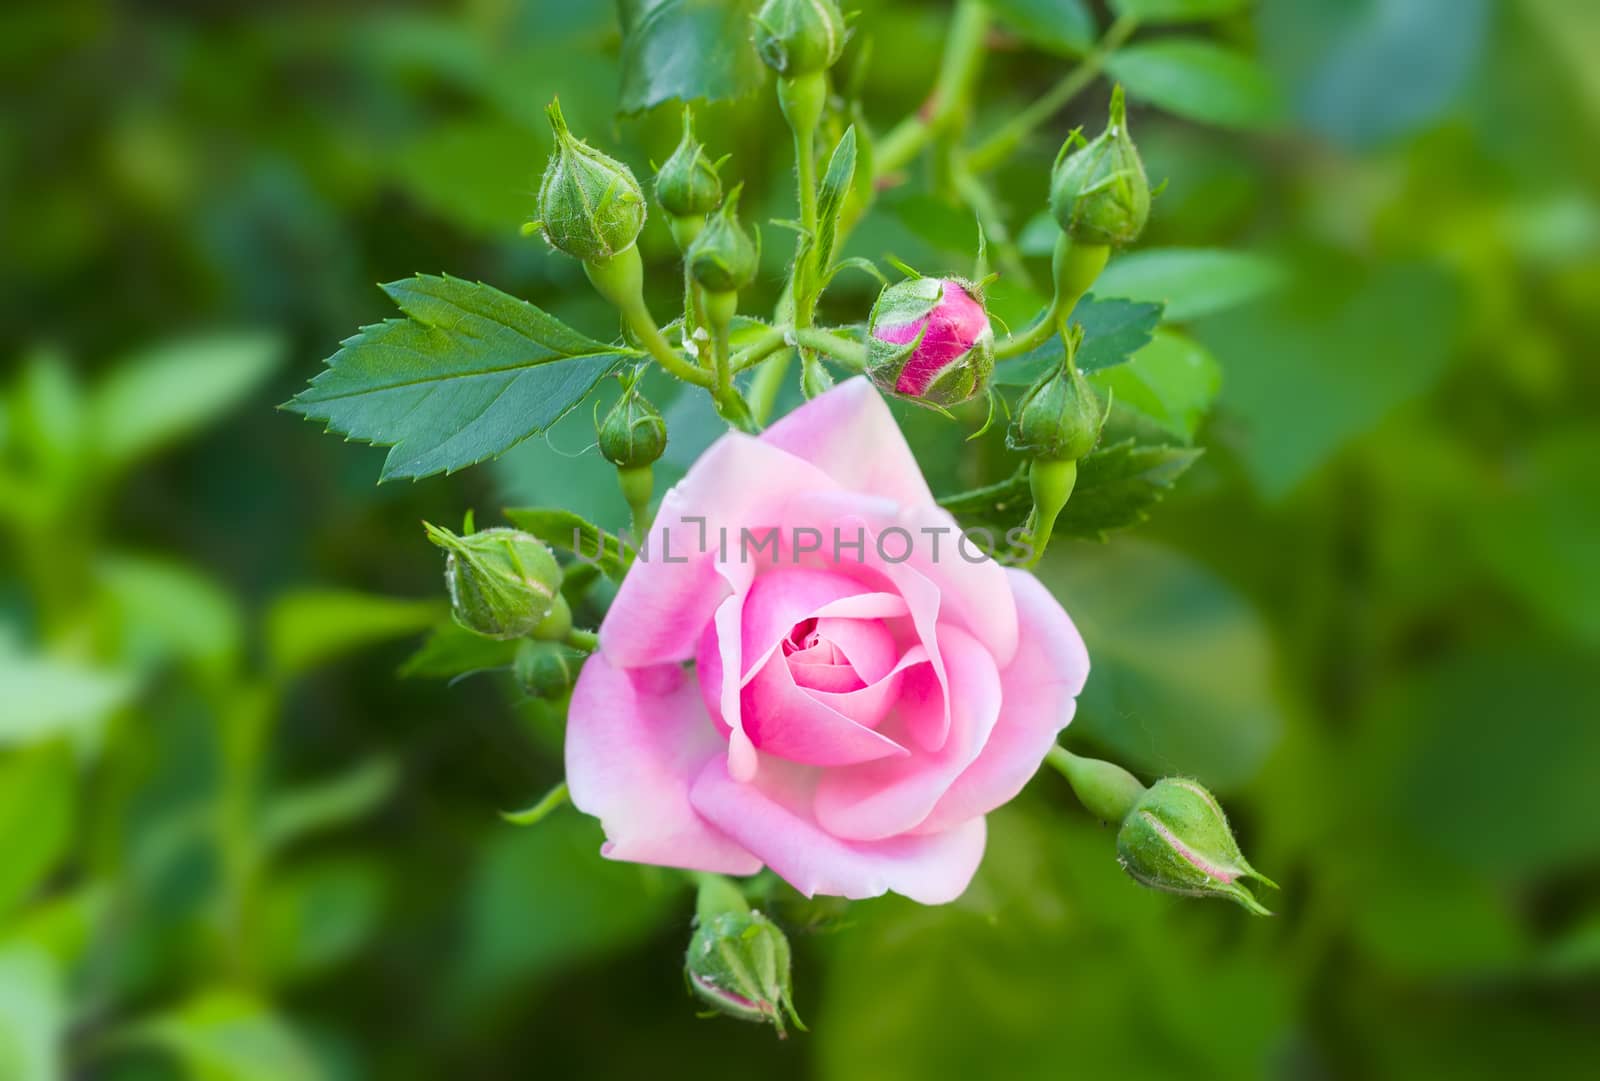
[3,0,1598,1078]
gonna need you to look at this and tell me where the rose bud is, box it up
[1049,85,1150,249]
[1007,329,1104,464]
[655,107,723,249]
[598,373,668,471]
[535,99,646,263]
[685,876,803,1037]
[514,639,579,699]
[866,276,995,408]
[686,184,759,297]
[751,0,846,79]
[424,523,565,641]
[1116,777,1279,916]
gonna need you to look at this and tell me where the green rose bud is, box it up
[686,184,759,295]
[1117,777,1279,916]
[752,0,846,79]
[685,876,803,1037]
[1007,329,1105,463]
[597,373,667,471]
[536,99,646,263]
[424,523,563,641]
[514,639,579,699]
[1049,86,1150,248]
[655,106,723,220]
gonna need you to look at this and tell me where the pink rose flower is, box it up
[565,378,1088,903]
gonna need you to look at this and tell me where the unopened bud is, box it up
[752,0,846,79]
[655,107,723,220]
[685,876,803,1037]
[514,639,579,699]
[1117,777,1278,915]
[686,184,759,295]
[536,99,646,262]
[597,373,667,470]
[425,524,563,641]
[1007,328,1105,462]
[866,276,994,408]
[1049,86,1150,248]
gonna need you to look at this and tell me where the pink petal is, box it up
[812,615,898,683]
[742,647,909,766]
[599,434,839,668]
[813,625,1002,841]
[738,567,866,676]
[801,644,929,730]
[690,756,987,904]
[760,377,933,508]
[915,570,1090,834]
[788,660,866,693]
[566,654,761,874]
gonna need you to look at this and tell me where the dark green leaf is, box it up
[995,295,1164,385]
[815,126,857,278]
[1108,39,1284,130]
[253,859,386,987]
[0,744,73,919]
[616,0,767,114]
[1095,248,1287,321]
[1110,0,1248,23]
[265,590,442,679]
[1056,439,1202,539]
[988,0,1095,56]
[289,276,633,480]
[503,507,633,579]
[400,622,521,681]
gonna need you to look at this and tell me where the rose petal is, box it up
[599,434,839,668]
[742,648,910,766]
[760,377,934,508]
[914,570,1089,834]
[813,626,1002,841]
[738,567,866,675]
[788,660,865,693]
[801,644,929,731]
[566,654,761,874]
[690,756,986,904]
[811,615,898,683]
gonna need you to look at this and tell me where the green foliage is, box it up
[1095,247,1287,321]
[125,990,325,1081]
[1111,0,1249,23]
[813,126,857,283]
[987,0,1095,56]
[995,295,1165,385]
[1090,329,1221,441]
[617,0,767,114]
[288,276,634,480]
[0,746,74,920]
[502,507,632,579]
[0,946,63,1081]
[0,642,135,748]
[1108,39,1284,130]
[265,590,442,680]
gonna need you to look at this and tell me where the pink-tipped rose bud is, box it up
[866,277,994,408]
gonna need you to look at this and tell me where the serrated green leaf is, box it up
[1110,0,1249,23]
[616,0,767,114]
[90,333,284,471]
[289,275,632,480]
[502,506,633,579]
[1095,248,1287,321]
[400,621,521,681]
[995,295,1165,385]
[264,590,442,680]
[1089,329,1221,441]
[1056,439,1203,539]
[988,0,1096,55]
[1108,39,1284,130]
[815,126,858,280]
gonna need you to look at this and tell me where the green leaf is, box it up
[815,126,858,279]
[252,859,385,987]
[288,275,632,481]
[0,744,74,919]
[939,437,1198,540]
[1110,0,1249,23]
[1089,329,1221,441]
[1108,39,1284,130]
[125,990,325,1081]
[264,590,442,680]
[1095,248,1287,321]
[90,333,284,471]
[1195,259,1462,498]
[260,757,399,855]
[97,554,244,678]
[502,507,632,579]
[0,946,64,1081]
[616,0,767,114]
[400,621,521,681]
[0,641,136,748]
[995,295,1165,385]
[988,0,1095,56]
[1037,540,1283,788]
